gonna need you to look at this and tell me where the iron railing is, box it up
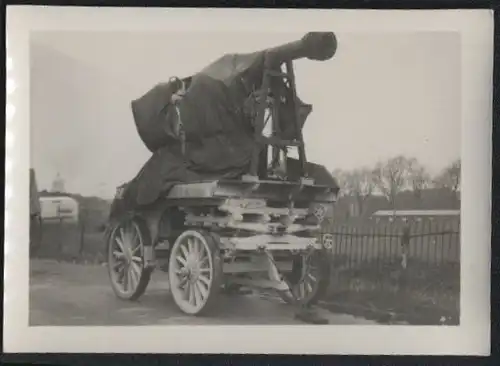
[326,219,460,268]
[321,218,460,324]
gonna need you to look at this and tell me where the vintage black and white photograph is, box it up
[5,7,492,355]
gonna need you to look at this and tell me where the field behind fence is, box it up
[323,218,460,324]
[30,213,461,325]
[30,207,108,263]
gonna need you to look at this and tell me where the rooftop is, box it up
[372,209,460,217]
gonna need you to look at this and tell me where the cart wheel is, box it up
[279,249,331,306]
[168,229,222,315]
[107,218,153,301]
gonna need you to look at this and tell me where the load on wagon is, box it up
[106,32,340,316]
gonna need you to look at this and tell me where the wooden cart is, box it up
[106,31,339,315]
[106,178,336,315]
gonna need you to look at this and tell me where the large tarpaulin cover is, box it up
[116,50,335,215]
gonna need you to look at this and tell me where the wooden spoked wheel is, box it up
[279,249,331,306]
[168,230,222,315]
[107,219,153,301]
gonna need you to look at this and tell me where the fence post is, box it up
[401,222,410,270]
[30,213,43,257]
[57,216,63,261]
[79,209,86,259]
[398,221,411,301]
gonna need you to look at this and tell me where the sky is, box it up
[30,31,461,199]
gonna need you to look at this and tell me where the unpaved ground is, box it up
[29,259,378,326]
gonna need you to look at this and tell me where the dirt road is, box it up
[29,259,377,326]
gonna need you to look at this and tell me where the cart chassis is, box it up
[107,177,336,315]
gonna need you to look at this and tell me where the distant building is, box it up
[40,196,79,223]
[51,173,66,193]
[331,188,461,223]
[371,209,460,223]
[331,195,390,222]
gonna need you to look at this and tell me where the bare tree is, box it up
[434,158,461,208]
[332,168,348,198]
[331,168,351,221]
[332,167,374,216]
[408,158,431,207]
[348,168,375,216]
[372,155,413,209]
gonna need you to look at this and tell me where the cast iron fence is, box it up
[322,218,460,324]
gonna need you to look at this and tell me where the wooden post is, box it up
[56,204,63,261]
[248,71,270,177]
[284,60,307,177]
[399,221,411,298]
[79,209,86,258]
[401,222,410,270]
[57,217,63,261]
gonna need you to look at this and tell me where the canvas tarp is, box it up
[115,50,330,215]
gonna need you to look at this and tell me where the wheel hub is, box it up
[187,263,200,282]
[179,260,203,283]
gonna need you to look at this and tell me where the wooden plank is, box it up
[165,179,336,203]
[167,181,218,199]
[220,235,320,251]
[218,198,309,217]
[185,213,318,234]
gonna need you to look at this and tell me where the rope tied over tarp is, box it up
[169,77,187,155]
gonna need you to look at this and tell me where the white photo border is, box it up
[4,6,493,355]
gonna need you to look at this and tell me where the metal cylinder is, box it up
[264,32,337,66]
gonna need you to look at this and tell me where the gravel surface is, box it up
[29,259,378,326]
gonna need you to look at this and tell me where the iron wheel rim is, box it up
[169,230,214,314]
[108,221,145,297]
